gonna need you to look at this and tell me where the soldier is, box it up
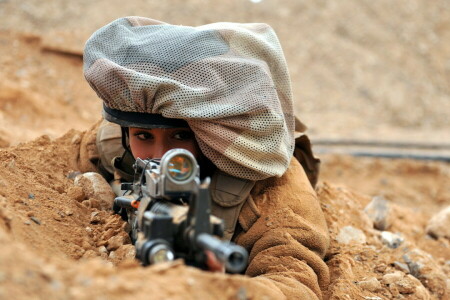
[80,16,329,299]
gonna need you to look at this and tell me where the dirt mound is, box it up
[0,134,448,299]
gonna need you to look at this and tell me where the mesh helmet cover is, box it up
[84,16,295,180]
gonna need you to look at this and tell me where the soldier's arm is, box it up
[234,158,330,299]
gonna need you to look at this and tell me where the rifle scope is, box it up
[143,149,200,199]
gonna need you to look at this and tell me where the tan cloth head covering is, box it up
[84,16,295,180]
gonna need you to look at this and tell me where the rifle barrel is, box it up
[197,233,248,273]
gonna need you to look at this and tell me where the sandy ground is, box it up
[0,0,449,299]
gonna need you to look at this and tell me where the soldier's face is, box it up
[129,127,200,160]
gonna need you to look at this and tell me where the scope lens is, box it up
[168,155,193,181]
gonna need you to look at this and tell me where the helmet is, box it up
[103,104,188,129]
[83,17,295,181]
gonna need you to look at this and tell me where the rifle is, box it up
[113,149,248,273]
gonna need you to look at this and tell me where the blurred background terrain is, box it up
[1,0,449,145]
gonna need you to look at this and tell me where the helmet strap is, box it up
[121,126,132,154]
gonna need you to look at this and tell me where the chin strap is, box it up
[121,126,131,153]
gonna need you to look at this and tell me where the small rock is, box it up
[106,235,125,251]
[30,216,41,225]
[98,246,108,254]
[357,277,381,292]
[109,251,116,259]
[389,284,400,297]
[405,274,422,286]
[85,227,92,233]
[382,271,404,285]
[66,186,85,202]
[395,278,415,294]
[374,263,387,273]
[74,173,115,210]
[364,195,391,230]
[336,226,366,244]
[363,297,382,300]
[116,244,136,260]
[67,171,82,179]
[402,249,429,278]
[393,261,410,274]
[65,210,73,216]
[100,228,116,242]
[71,134,81,145]
[90,212,101,224]
[26,211,34,217]
[381,231,404,249]
[24,220,31,225]
[28,193,35,199]
[426,206,450,239]
[414,284,431,299]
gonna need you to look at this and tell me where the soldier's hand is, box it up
[205,250,225,273]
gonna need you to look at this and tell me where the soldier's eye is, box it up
[134,131,153,141]
[172,130,194,141]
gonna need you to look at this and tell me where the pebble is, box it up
[364,195,391,230]
[382,271,404,285]
[336,226,366,244]
[67,171,82,179]
[98,246,108,254]
[28,193,35,199]
[426,205,450,239]
[71,134,81,145]
[90,212,101,224]
[380,231,404,249]
[357,277,381,292]
[402,250,428,278]
[414,285,431,299]
[395,278,415,294]
[117,244,136,260]
[392,261,410,273]
[106,235,124,251]
[74,172,115,210]
[66,186,85,202]
[374,263,387,273]
[30,216,41,225]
